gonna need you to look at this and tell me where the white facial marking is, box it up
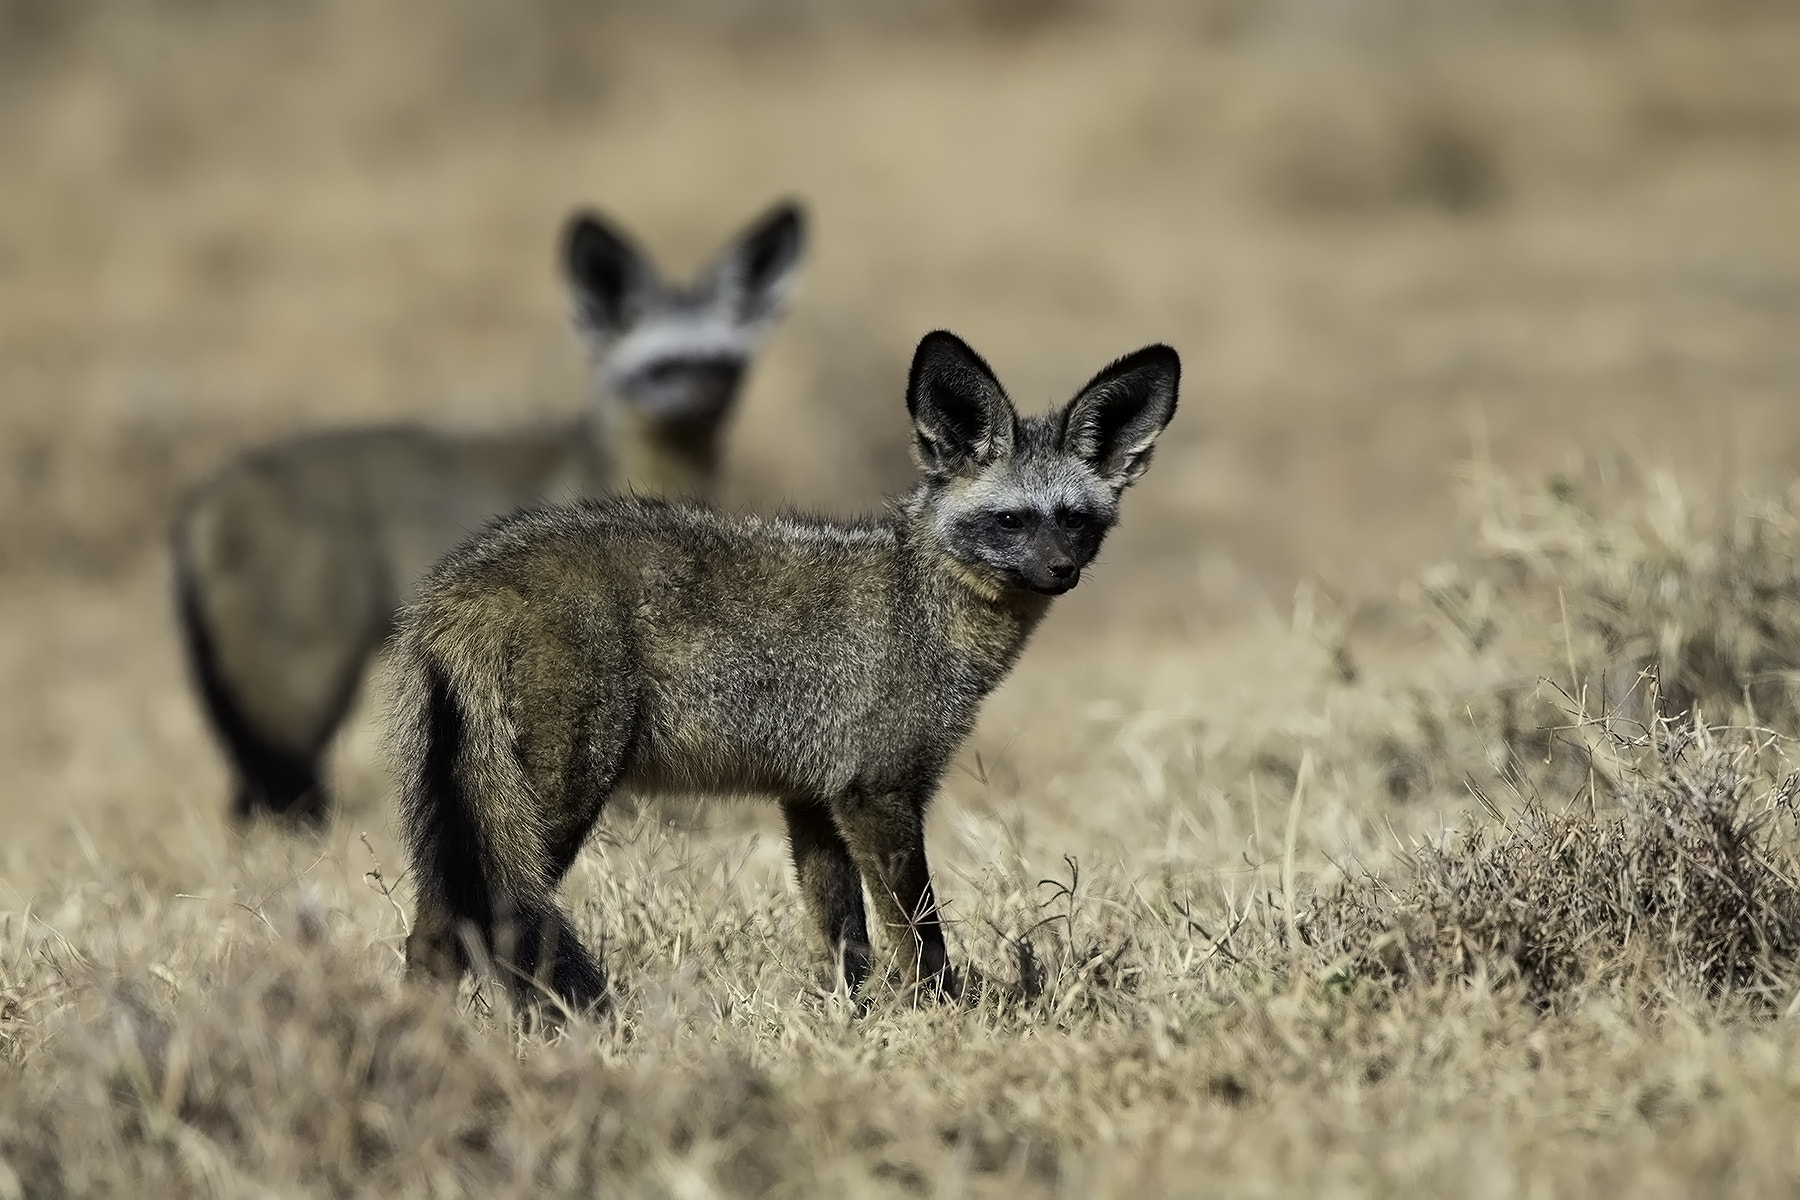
[603,313,766,379]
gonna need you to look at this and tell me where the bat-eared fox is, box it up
[174,201,806,826]
[389,329,1179,1011]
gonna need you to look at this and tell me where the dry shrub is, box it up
[1321,472,1800,1008]
[1461,471,1800,732]
[1362,470,1800,814]
[1310,715,1800,1010]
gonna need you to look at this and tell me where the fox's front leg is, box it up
[781,798,874,994]
[833,791,958,999]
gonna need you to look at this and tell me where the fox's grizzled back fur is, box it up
[174,201,806,828]
[389,330,1180,1012]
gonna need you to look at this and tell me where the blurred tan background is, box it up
[3,0,1798,858]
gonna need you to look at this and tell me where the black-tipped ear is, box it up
[701,199,807,323]
[906,331,1017,477]
[1061,344,1181,490]
[560,209,658,336]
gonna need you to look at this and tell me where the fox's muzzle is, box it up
[1019,527,1081,594]
[623,357,746,424]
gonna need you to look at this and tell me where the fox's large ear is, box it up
[906,331,1017,477]
[1061,344,1180,491]
[560,209,659,339]
[699,199,807,325]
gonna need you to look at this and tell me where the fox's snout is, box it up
[621,357,747,424]
[1019,527,1081,594]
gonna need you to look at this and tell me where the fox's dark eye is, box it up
[995,511,1025,531]
[1059,511,1090,531]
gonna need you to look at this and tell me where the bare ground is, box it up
[5,4,1800,1195]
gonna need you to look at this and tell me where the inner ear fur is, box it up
[703,199,808,322]
[1061,344,1181,488]
[905,331,1018,476]
[560,210,658,334]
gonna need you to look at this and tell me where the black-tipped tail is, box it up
[402,663,607,1013]
[403,661,492,980]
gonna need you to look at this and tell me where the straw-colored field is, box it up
[5,4,1800,1194]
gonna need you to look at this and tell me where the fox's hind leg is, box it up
[401,653,616,1016]
[490,627,635,1013]
[176,508,383,829]
[404,898,469,986]
[179,603,348,829]
[217,627,371,828]
[231,745,328,827]
[481,789,615,1015]
[781,798,873,994]
[406,893,606,1016]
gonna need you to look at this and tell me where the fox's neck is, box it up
[586,400,723,501]
[895,496,1054,689]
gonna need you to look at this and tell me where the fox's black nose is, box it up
[1047,561,1074,581]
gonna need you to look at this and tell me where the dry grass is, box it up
[1358,465,1800,822]
[7,1,1800,1195]
[7,688,1800,1195]
[1310,715,1800,1010]
[1467,470,1800,732]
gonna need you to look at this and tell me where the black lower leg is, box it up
[232,748,329,826]
[834,793,957,998]
[782,798,873,993]
[178,582,347,829]
[405,901,472,985]
[495,901,608,1013]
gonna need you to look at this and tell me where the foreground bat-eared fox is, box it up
[390,330,1181,1012]
[173,201,806,827]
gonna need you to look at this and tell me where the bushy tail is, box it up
[389,614,606,1011]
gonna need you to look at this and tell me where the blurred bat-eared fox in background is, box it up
[172,201,807,827]
[389,330,1181,1013]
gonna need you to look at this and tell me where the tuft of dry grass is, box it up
[1472,472,1800,733]
[1310,714,1800,1011]
[1356,469,1800,824]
